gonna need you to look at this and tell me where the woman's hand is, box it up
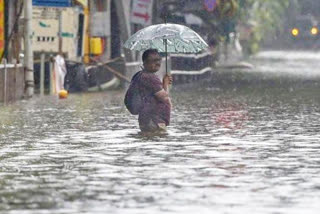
[163,75,173,86]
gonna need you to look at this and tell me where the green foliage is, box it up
[239,0,297,54]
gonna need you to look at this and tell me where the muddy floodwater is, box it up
[1,51,320,214]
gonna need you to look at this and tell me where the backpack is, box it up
[124,71,143,115]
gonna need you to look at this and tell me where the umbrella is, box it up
[124,23,208,74]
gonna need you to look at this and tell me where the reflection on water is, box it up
[1,51,320,213]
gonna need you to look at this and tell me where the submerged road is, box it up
[0,50,320,213]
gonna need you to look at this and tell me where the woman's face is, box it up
[144,53,162,73]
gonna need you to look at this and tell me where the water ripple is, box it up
[1,52,320,213]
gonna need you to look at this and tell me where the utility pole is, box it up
[114,0,134,62]
[58,10,63,54]
[24,0,34,97]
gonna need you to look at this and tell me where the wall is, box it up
[0,64,25,103]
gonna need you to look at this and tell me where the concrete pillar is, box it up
[24,0,34,97]
[114,0,134,62]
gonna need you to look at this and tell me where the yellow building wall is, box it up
[0,0,5,59]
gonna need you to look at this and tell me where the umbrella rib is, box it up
[124,23,208,53]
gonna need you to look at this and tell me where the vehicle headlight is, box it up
[311,27,318,35]
[291,28,299,37]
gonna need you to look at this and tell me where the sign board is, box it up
[32,7,66,20]
[32,7,78,59]
[33,0,72,7]
[131,0,153,26]
[90,12,111,37]
[204,0,217,12]
[0,0,4,58]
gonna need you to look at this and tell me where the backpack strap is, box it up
[132,70,154,100]
[131,71,142,82]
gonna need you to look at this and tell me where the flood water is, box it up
[1,51,320,214]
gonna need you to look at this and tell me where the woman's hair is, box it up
[142,49,159,62]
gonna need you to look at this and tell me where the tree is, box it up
[238,0,297,54]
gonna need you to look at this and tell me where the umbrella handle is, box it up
[165,39,168,75]
[164,38,171,94]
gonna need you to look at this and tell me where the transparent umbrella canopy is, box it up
[124,23,208,74]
